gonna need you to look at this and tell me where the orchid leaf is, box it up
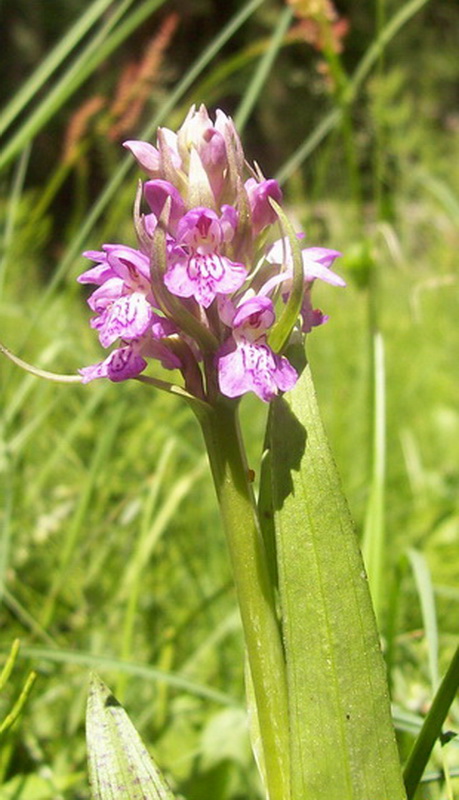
[269,360,406,800]
[86,674,179,800]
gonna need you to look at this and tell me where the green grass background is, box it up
[0,1,458,797]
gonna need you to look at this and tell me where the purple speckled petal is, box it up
[106,347,147,381]
[231,296,275,334]
[165,252,246,308]
[217,337,297,402]
[79,346,147,383]
[87,278,125,314]
[97,292,153,348]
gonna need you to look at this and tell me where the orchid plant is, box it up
[78,105,410,800]
[4,105,429,799]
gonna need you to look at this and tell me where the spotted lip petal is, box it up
[164,206,246,308]
[216,294,297,402]
[164,252,247,309]
[217,337,297,402]
[95,293,154,348]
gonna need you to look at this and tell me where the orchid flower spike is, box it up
[77,104,345,403]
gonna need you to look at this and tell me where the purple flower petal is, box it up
[300,290,329,333]
[97,293,153,348]
[87,278,124,314]
[217,337,297,402]
[266,238,345,286]
[245,178,283,234]
[301,247,345,285]
[106,246,151,283]
[79,346,147,383]
[143,339,182,371]
[231,296,275,336]
[123,140,161,174]
[164,252,246,308]
[144,180,185,231]
[175,207,237,252]
[78,262,115,285]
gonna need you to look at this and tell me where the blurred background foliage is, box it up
[0,0,458,798]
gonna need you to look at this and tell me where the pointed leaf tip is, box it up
[86,673,179,800]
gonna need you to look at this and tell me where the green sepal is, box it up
[187,147,215,210]
[269,364,407,800]
[86,674,180,800]
[267,200,304,354]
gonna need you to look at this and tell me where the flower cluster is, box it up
[78,105,344,402]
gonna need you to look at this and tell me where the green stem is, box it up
[196,400,290,800]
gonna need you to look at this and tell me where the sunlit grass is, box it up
[1,0,458,797]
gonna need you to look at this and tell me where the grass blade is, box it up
[362,332,386,621]
[407,549,439,689]
[276,0,431,182]
[0,0,166,170]
[0,0,116,135]
[403,646,459,799]
[234,6,293,133]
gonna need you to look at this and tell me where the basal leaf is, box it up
[86,674,179,800]
[270,362,406,800]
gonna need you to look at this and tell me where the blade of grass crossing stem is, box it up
[16,646,234,706]
[87,674,178,800]
[269,360,406,799]
[116,450,207,700]
[403,646,459,800]
[362,331,386,622]
[0,470,13,605]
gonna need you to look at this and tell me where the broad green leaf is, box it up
[270,362,406,800]
[86,674,179,800]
